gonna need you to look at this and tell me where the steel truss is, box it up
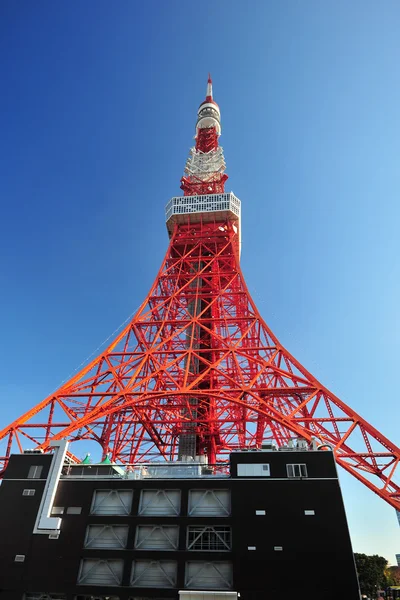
[0,219,399,509]
[181,127,228,196]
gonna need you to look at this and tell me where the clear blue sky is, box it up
[1,0,399,563]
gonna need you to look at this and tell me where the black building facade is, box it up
[0,441,361,600]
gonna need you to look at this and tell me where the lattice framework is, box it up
[0,219,399,509]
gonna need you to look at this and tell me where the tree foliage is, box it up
[387,566,400,586]
[354,553,388,597]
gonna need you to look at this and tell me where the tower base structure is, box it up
[0,440,360,600]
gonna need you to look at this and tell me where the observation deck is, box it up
[165,192,241,240]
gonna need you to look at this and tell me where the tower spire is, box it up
[180,76,228,195]
[206,73,213,101]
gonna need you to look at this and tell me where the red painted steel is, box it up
[181,126,227,194]
[180,74,227,196]
[196,127,219,153]
[180,170,228,196]
[0,79,398,511]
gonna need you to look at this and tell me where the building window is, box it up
[28,465,43,479]
[188,490,231,516]
[130,560,177,588]
[77,559,123,586]
[90,489,133,515]
[51,507,64,515]
[237,463,270,477]
[84,525,128,549]
[304,509,315,516]
[22,489,36,496]
[184,561,233,589]
[138,489,181,516]
[287,464,308,478]
[187,526,231,551]
[135,525,179,550]
[274,546,283,551]
[66,506,82,514]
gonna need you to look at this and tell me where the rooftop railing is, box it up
[61,462,230,480]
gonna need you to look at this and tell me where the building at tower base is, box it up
[0,440,360,600]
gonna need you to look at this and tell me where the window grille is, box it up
[84,525,129,549]
[28,465,43,479]
[90,489,133,515]
[187,526,231,551]
[138,489,181,516]
[184,561,233,589]
[78,559,123,586]
[188,489,230,516]
[286,464,308,478]
[130,560,177,588]
[135,525,179,550]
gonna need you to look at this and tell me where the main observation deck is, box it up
[165,192,241,241]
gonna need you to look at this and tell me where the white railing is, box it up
[61,462,230,480]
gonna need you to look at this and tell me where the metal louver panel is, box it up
[188,490,230,516]
[130,560,177,587]
[78,559,124,585]
[187,526,231,551]
[90,490,133,515]
[185,561,233,589]
[138,490,181,516]
[84,525,129,549]
[135,525,179,550]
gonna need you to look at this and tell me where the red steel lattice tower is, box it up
[0,77,399,510]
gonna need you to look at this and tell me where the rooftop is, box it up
[59,440,332,480]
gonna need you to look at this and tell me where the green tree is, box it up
[386,565,400,586]
[354,553,388,598]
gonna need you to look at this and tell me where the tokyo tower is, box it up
[0,76,399,511]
